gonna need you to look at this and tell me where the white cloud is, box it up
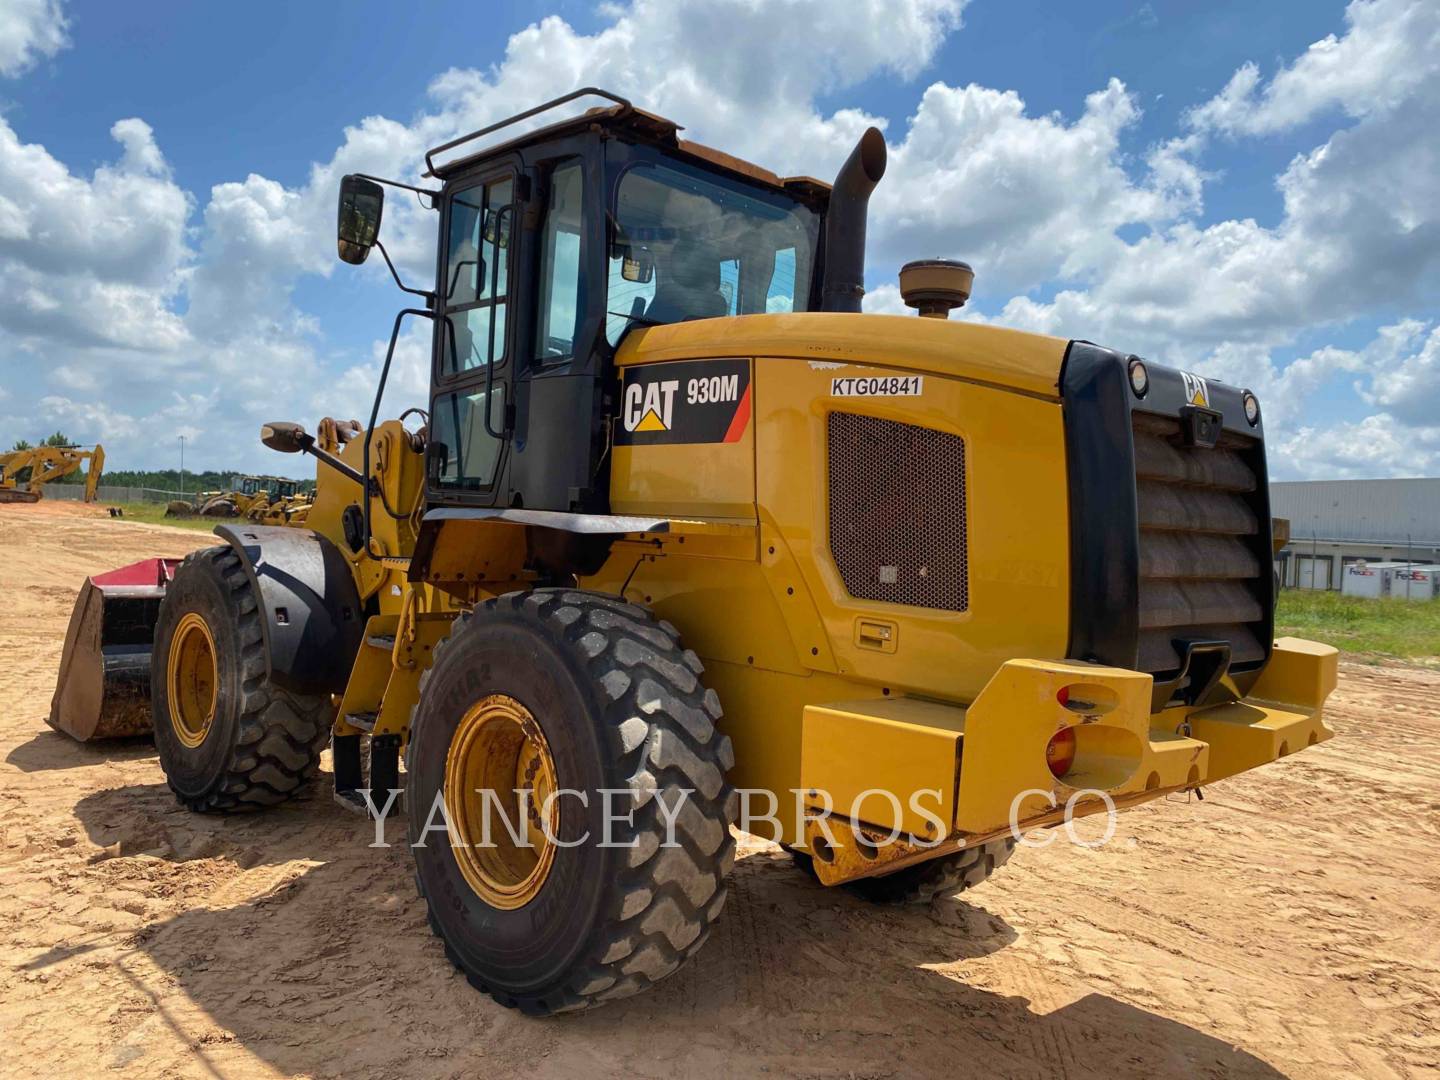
[0,0,1437,483]
[0,0,68,78]
[1276,414,1440,480]
[1187,0,1440,136]
[0,116,191,353]
[6,0,973,471]
[991,0,1440,477]
[874,80,1204,294]
[1363,320,1440,426]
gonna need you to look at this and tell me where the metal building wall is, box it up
[1271,478,1440,545]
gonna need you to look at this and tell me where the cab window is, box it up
[430,385,506,491]
[605,158,818,344]
[440,176,513,376]
[536,161,584,361]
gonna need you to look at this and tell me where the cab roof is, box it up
[425,88,830,205]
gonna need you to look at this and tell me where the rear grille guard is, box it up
[827,412,970,612]
[1061,342,1274,712]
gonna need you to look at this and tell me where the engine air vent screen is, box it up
[827,412,968,612]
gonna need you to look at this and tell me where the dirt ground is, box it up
[1,502,1437,1079]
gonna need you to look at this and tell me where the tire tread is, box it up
[412,588,736,1015]
[160,546,332,812]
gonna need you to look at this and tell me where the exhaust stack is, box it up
[819,127,887,313]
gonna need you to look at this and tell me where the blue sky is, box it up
[1,0,1437,477]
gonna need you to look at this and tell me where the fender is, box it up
[214,524,365,696]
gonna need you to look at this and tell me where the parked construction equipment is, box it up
[167,474,312,522]
[49,90,1338,1015]
[0,444,104,504]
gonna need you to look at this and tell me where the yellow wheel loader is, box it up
[50,89,1338,1015]
[0,443,104,503]
[237,475,309,523]
[170,475,307,520]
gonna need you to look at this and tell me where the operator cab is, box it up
[334,89,856,518]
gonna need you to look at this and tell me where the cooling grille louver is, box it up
[1132,412,1266,675]
[827,412,968,612]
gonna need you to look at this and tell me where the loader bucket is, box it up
[48,558,180,741]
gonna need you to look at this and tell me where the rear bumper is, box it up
[798,636,1336,884]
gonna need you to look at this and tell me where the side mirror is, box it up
[261,421,309,454]
[337,175,384,265]
[619,244,654,283]
[482,208,512,249]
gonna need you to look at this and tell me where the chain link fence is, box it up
[40,484,187,504]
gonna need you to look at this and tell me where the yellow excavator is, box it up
[49,90,1337,1015]
[0,443,104,503]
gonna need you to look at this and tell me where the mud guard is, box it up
[213,524,365,696]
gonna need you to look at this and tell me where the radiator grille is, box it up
[1133,412,1266,676]
[827,412,968,611]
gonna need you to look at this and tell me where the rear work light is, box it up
[1047,727,1077,780]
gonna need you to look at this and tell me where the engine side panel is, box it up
[589,333,1071,841]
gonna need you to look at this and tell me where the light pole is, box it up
[179,435,186,498]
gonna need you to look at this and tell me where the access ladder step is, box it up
[345,711,378,733]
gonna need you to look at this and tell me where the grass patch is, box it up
[1276,589,1440,662]
[105,501,220,532]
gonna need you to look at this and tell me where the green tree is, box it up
[43,431,72,448]
[10,439,32,452]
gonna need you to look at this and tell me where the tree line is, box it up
[6,432,311,492]
[101,468,315,493]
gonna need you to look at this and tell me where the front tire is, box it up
[408,589,737,1015]
[151,546,333,811]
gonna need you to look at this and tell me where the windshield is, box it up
[606,158,818,344]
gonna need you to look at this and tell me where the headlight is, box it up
[1243,390,1260,425]
[1128,357,1149,397]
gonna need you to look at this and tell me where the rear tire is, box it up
[151,546,333,812]
[200,498,236,518]
[408,589,737,1015]
[791,838,1016,904]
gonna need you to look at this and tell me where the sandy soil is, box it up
[1,502,1437,1079]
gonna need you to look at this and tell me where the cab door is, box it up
[428,166,519,505]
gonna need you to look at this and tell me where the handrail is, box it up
[364,308,435,559]
[423,87,632,176]
[482,204,515,440]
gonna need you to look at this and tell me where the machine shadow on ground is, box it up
[5,729,155,773]
[56,777,1293,1079]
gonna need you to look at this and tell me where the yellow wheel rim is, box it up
[444,694,559,910]
[168,612,218,749]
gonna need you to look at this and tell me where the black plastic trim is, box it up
[1059,342,1275,706]
[213,524,365,697]
[1060,341,1141,669]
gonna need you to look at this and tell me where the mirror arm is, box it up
[374,240,435,304]
[292,434,364,487]
[351,172,440,209]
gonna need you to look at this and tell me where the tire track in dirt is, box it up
[3,504,1438,1078]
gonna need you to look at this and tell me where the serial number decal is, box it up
[616,357,752,446]
[831,375,924,397]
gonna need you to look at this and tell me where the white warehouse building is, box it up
[1271,478,1440,591]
